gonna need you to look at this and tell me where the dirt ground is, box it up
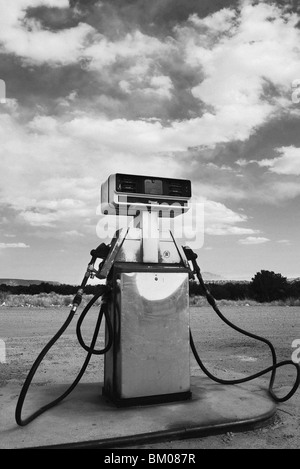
[1,304,300,449]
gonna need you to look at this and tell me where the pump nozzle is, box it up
[183,246,198,261]
[90,243,111,261]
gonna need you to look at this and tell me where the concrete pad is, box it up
[0,376,276,449]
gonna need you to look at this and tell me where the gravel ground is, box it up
[0,304,299,449]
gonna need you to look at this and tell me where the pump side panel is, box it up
[114,269,190,399]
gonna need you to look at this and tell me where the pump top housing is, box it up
[101,173,191,217]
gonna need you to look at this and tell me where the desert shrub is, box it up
[0,291,8,304]
[249,270,289,302]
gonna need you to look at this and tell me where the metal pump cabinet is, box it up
[99,174,192,406]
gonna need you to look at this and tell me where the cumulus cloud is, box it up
[0,242,30,248]
[0,110,184,232]
[266,181,300,200]
[0,0,299,243]
[2,1,299,131]
[277,239,291,245]
[187,2,300,140]
[84,30,170,70]
[206,226,258,236]
[0,0,94,65]
[141,75,174,99]
[234,144,300,203]
[238,236,270,245]
[202,200,259,236]
[85,1,300,137]
[257,146,300,175]
[0,105,261,240]
[64,230,84,237]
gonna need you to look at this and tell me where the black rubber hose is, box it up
[76,289,113,355]
[15,291,106,426]
[190,331,300,402]
[188,252,300,403]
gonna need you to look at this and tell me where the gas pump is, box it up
[15,173,300,428]
[99,174,192,405]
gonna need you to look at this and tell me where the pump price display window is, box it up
[144,178,163,195]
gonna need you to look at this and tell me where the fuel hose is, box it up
[15,285,112,426]
[184,246,300,403]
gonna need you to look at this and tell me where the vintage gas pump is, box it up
[98,174,192,405]
[15,173,300,429]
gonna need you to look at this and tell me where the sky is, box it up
[0,0,300,284]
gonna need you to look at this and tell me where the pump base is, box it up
[102,388,192,407]
[1,376,277,449]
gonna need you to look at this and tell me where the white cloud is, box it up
[179,2,300,141]
[193,182,246,202]
[0,0,94,65]
[31,112,261,158]
[1,1,298,149]
[267,181,300,201]
[1,1,298,148]
[277,239,291,245]
[0,242,29,248]
[0,111,185,231]
[188,9,237,34]
[257,146,300,175]
[85,30,169,70]
[18,211,58,227]
[1,0,299,242]
[238,236,269,245]
[158,198,258,249]
[142,75,173,99]
[206,226,258,236]
[0,105,263,236]
[202,200,258,236]
[203,200,246,223]
[234,155,300,203]
[17,197,95,227]
[64,230,84,237]
[236,159,250,167]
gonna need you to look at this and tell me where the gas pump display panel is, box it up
[101,173,192,216]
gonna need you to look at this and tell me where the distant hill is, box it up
[0,275,226,287]
[201,272,225,281]
[0,279,61,286]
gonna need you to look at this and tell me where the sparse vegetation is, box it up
[0,270,299,307]
[0,293,102,308]
[189,269,300,306]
